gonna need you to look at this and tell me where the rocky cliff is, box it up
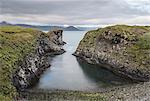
[12,29,66,90]
[74,25,150,81]
[0,26,66,100]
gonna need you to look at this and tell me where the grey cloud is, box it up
[0,0,150,25]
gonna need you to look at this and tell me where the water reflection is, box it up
[76,58,132,87]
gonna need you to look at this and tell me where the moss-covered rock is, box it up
[0,26,66,100]
[74,25,150,82]
[0,26,42,100]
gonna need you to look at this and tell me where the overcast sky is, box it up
[0,0,150,26]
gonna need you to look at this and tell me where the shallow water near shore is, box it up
[35,31,132,91]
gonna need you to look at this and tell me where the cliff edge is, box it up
[74,25,150,82]
[0,26,66,100]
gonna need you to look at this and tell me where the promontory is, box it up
[74,25,150,82]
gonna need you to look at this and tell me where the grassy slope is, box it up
[0,26,41,100]
[78,25,150,70]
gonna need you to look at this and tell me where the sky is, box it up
[0,0,150,26]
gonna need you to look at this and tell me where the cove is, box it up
[35,31,131,91]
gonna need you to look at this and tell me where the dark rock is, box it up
[12,54,50,90]
[12,29,66,90]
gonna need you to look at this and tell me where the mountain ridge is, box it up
[0,21,83,31]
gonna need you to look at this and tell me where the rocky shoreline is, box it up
[16,80,150,101]
[12,29,66,91]
[74,25,150,82]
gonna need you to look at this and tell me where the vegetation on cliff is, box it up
[78,25,150,47]
[75,25,150,81]
[0,26,42,100]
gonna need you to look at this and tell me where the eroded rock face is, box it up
[48,29,66,46]
[12,54,50,90]
[74,25,150,81]
[12,30,66,90]
[38,30,66,55]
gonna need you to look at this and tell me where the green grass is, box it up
[0,26,41,100]
[97,25,150,41]
[79,25,150,48]
[137,33,150,49]
[126,32,150,68]
[77,30,99,49]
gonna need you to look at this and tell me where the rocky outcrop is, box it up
[12,29,66,90]
[38,30,66,55]
[46,29,66,52]
[74,25,150,81]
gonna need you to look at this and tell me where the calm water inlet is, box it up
[37,31,131,91]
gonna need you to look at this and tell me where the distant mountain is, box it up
[0,21,81,31]
[0,21,12,26]
[64,26,81,31]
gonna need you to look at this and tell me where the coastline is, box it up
[17,81,150,101]
[0,25,150,101]
[74,25,150,82]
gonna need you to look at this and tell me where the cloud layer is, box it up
[0,0,150,25]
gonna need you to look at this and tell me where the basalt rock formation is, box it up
[12,29,66,90]
[74,25,150,82]
[46,29,66,54]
